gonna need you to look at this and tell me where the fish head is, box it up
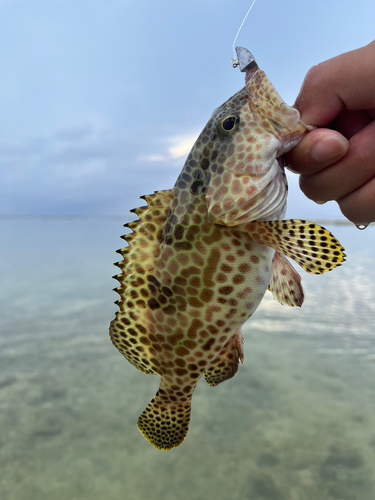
[194,68,312,224]
[210,68,310,174]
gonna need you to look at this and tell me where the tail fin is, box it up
[137,391,192,451]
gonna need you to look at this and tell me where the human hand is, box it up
[284,41,375,226]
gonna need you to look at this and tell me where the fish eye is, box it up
[217,114,240,137]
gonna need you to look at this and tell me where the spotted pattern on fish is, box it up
[244,220,345,274]
[268,252,304,307]
[204,328,244,387]
[109,65,346,451]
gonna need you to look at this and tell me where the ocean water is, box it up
[1,218,375,500]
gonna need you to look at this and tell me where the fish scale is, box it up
[109,55,345,451]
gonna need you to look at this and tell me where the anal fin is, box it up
[268,251,304,307]
[204,329,244,387]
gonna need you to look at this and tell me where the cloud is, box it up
[54,125,93,143]
[0,122,194,216]
[168,135,198,159]
[137,134,198,164]
[0,124,110,185]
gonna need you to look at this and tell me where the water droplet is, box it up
[355,224,368,231]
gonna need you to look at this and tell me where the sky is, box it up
[1,0,374,219]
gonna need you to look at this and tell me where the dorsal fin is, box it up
[109,189,174,375]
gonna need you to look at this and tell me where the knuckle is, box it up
[302,64,324,89]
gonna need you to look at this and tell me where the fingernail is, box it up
[312,135,348,163]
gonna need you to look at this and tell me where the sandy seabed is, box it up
[1,220,375,500]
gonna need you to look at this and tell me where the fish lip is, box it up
[279,133,309,156]
[245,66,259,83]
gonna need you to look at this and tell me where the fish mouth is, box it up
[279,132,309,156]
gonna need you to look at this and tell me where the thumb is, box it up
[284,129,348,175]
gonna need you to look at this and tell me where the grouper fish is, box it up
[109,48,345,451]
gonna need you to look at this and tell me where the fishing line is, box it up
[232,0,258,63]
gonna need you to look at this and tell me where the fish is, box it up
[109,49,345,451]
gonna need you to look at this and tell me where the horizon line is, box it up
[0,214,356,226]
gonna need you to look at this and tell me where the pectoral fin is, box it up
[245,219,346,275]
[268,252,304,307]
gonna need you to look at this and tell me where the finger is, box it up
[284,129,348,175]
[333,109,373,139]
[338,176,375,225]
[295,41,375,126]
[299,120,375,203]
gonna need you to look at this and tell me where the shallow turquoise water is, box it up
[1,219,375,500]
